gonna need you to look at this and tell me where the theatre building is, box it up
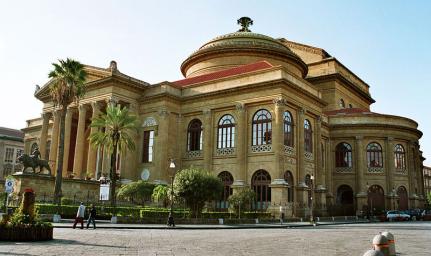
[21,18,426,217]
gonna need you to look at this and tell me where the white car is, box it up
[386,210,410,221]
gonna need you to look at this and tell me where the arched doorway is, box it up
[283,171,294,202]
[367,185,385,215]
[252,169,271,210]
[397,186,408,210]
[336,185,354,216]
[217,171,233,210]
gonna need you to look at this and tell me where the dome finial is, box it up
[237,17,253,32]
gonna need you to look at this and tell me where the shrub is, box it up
[228,187,256,215]
[117,181,155,206]
[174,167,223,218]
[61,197,74,205]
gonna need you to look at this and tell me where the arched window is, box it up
[284,171,294,202]
[335,143,352,167]
[304,119,313,153]
[217,171,234,210]
[367,142,383,167]
[397,186,408,210]
[187,119,202,151]
[217,115,235,149]
[339,99,345,108]
[394,144,406,169]
[283,111,294,147]
[252,169,271,209]
[252,109,272,146]
[367,184,385,214]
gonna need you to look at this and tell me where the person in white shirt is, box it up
[72,202,86,229]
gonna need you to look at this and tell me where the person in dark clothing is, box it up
[86,204,97,229]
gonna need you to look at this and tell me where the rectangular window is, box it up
[142,130,154,163]
[5,148,14,163]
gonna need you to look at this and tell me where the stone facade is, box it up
[424,166,431,198]
[20,19,426,217]
[0,127,24,180]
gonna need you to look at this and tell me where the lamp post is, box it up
[392,187,396,210]
[310,174,315,224]
[167,158,176,227]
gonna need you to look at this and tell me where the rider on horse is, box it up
[31,147,41,163]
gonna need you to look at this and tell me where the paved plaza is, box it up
[0,222,430,255]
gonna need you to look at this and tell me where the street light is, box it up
[310,174,315,224]
[167,158,176,227]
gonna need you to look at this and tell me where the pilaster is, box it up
[235,103,247,183]
[272,98,284,178]
[203,108,213,172]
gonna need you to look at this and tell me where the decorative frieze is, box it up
[395,168,407,174]
[142,117,157,127]
[304,151,314,160]
[185,150,203,159]
[335,167,353,173]
[368,167,384,173]
[251,144,272,153]
[284,145,295,156]
[215,147,236,156]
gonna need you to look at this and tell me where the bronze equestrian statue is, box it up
[17,154,51,175]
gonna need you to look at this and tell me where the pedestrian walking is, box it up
[86,204,97,229]
[72,202,86,229]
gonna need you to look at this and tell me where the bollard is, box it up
[300,218,303,222]
[381,232,395,256]
[373,234,389,256]
[363,250,384,256]
[332,216,335,221]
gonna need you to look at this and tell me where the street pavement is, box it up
[0,222,430,255]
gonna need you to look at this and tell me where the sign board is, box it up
[5,179,14,193]
[99,183,110,201]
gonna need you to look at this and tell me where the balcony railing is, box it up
[251,144,272,153]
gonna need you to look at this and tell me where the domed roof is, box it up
[180,17,308,78]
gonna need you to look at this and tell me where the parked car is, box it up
[405,209,422,220]
[386,210,410,221]
[421,210,431,221]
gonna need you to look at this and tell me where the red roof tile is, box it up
[173,61,273,87]
[324,108,371,116]
[0,127,24,139]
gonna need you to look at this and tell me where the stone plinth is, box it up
[13,173,100,201]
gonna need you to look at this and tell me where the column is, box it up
[233,103,247,192]
[73,104,87,178]
[272,98,284,178]
[121,103,139,181]
[203,108,213,172]
[86,102,101,179]
[62,107,74,176]
[49,110,60,172]
[325,139,333,206]
[39,112,50,159]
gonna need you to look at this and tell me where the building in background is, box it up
[20,18,426,217]
[0,127,24,179]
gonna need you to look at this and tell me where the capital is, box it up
[106,96,119,106]
[299,108,306,115]
[273,97,287,107]
[158,109,169,118]
[78,104,87,113]
[203,108,211,116]
[355,135,364,140]
[235,103,245,113]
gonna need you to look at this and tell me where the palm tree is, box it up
[48,58,87,206]
[89,104,138,212]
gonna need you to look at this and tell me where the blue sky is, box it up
[0,1,430,165]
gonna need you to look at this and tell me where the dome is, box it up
[180,17,308,78]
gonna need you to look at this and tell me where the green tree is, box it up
[89,104,139,213]
[152,184,169,207]
[48,58,87,206]
[228,187,256,215]
[173,168,223,218]
[117,181,155,206]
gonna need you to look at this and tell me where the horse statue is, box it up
[17,154,51,175]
